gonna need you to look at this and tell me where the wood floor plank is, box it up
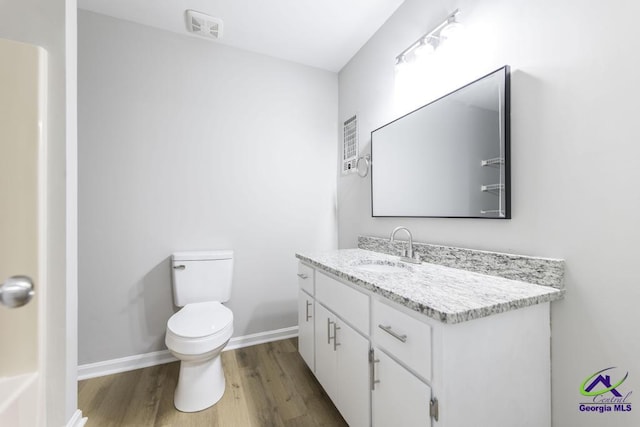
[255,342,307,422]
[285,413,322,427]
[277,337,298,353]
[275,342,318,400]
[238,364,286,426]
[79,338,346,427]
[82,369,143,426]
[275,341,347,427]
[214,351,253,426]
[120,364,165,425]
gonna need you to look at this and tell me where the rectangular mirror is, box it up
[371,66,510,218]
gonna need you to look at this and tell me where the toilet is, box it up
[165,250,234,412]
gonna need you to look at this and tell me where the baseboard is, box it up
[225,325,298,351]
[78,326,298,381]
[77,348,178,381]
[66,409,87,427]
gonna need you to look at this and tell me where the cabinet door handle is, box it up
[305,300,312,321]
[327,318,334,344]
[378,324,407,343]
[369,348,380,390]
[333,323,341,351]
[297,273,309,279]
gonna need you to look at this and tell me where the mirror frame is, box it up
[370,65,511,219]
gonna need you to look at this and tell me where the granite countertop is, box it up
[296,249,564,324]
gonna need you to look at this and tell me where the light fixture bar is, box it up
[395,9,460,62]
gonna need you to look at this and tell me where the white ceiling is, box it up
[78,0,405,72]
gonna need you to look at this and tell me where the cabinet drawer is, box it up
[297,262,314,294]
[372,298,431,381]
[315,271,369,335]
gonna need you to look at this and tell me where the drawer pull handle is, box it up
[333,323,341,351]
[327,318,334,344]
[297,273,309,279]
[305,300,312,321]
[378,324,407,343]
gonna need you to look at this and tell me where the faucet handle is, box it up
[400,246,408,257]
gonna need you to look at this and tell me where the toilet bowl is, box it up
[166,250,234,412]
[165,301,234,412]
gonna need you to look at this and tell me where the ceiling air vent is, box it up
[185,10,223,40]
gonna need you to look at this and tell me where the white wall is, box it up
[78,11,338,365]
[1,0,76,424]
[338,0,640,426]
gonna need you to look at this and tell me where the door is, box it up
[313,302,370,427]
[334,318,370,427]
[313,303,337,400]
[297,290,314,370]
[0,37,47,426]
[372,348,432,427]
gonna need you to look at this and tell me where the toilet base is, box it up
[174,352,226,412]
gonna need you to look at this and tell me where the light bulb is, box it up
[439,20,463,42]
[395,55,409,72]
[413,38,435,58]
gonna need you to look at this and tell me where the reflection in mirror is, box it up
[371,66,510,218]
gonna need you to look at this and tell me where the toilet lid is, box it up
[168,301,233,339]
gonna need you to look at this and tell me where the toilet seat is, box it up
[166,301,233,355]
[168,301,233,338]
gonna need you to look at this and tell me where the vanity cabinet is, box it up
[297,260,552,427]
[297,290,314,370]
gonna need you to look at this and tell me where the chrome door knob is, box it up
[0,275,35,308]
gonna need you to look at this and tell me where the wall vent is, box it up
[342,115,358,174]
[185,10,223,40]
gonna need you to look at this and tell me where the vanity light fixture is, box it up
[413,37,436,58]
[395,54,409,72]
[395,9,461,64]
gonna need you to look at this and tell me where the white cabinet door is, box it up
[313,302,371,427]
[298,290,314,370]
[314,303,338,400]
[335,319,370,427]
[372,348,431,427]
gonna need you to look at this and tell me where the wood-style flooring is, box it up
[78,338,347,426]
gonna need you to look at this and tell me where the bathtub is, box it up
[0,373,38,426]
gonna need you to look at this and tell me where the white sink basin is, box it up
[353,261,413,274]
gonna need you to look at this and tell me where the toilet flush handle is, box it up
[173,265,186,270]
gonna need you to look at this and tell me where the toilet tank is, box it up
[171,250,234,306]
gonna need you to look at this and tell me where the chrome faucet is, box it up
[389,226,421,264]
